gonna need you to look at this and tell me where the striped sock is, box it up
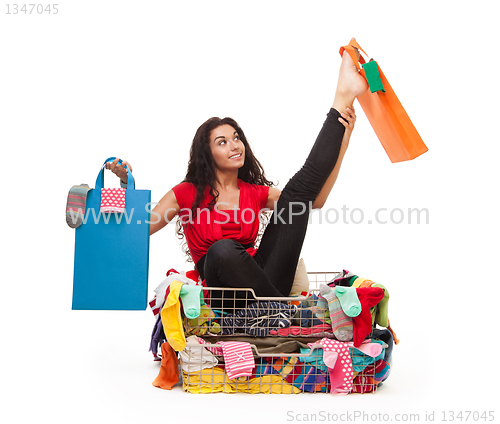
[66,184,90,228]
[319,284,353,341]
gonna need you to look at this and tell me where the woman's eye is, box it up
[219,140,226,145]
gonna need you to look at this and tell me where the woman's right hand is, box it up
[105,158,133,184]
[339,106,356,144]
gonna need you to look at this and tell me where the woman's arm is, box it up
[266,187,282,210]
[104,158,180,235]
[149,189,180,235]
[311,106,356,209]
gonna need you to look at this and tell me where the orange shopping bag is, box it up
[340,38,428,163]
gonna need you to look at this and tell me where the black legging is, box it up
[199,108,346,309]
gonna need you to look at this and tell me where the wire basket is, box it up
[183,272,367,338]
[179,339,388,394]
[176,272,391,395]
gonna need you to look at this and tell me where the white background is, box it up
[1,1,499,423]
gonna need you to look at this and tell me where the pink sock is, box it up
[352,342,383,358]
[328,369,350,396]
[320,338,354,395]
[323,350,338,368]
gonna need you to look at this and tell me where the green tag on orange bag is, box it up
[362,60,386,93]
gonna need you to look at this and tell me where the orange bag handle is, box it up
[339,38,369,72]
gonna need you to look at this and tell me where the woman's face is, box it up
[209,124,245,172]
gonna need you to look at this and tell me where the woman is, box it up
[107,52,368,309]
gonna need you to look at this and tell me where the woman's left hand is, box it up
[105,158,133,183]
[339,106,356,143]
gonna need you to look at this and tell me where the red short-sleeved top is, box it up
[172,179,270,266]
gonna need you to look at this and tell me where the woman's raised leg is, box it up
[255,52,368,295]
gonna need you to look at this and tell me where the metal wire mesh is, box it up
[179,341,384,394]
[183,272,370,338]
[178,272,386,394]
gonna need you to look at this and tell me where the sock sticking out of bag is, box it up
[180,285,204,319]
[66,184,91,228]
[100,187,126,213]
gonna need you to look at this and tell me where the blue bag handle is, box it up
[95,157,136,190]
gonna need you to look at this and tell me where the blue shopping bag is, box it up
[72,157,151,310]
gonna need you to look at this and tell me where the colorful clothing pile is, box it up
[150,268,396,395]
[221,301,298,336]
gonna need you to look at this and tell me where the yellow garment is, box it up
[185,305,221,336]
[182,369,301,394]
[232,375,300,394]
[351,277,368,288]
[161,280,186,351]
[182,368,233,393]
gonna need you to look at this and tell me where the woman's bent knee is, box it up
[205,239,243,265]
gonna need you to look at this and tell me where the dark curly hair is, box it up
[176,117,275,262]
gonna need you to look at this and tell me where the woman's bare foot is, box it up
[332,51,368,112]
